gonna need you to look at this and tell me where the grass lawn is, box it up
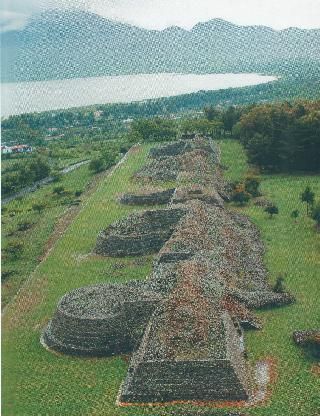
[2,164,94,307]
[2,141,319,416]
[219,139,320,416]
[2,144,161,416]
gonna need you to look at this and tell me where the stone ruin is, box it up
[119,188,175,206]
[95,208,186,257]
[42,135,294,405]
[42,282,162,356]
[293,330,320,358]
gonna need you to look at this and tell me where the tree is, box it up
[53,186,65,196]
[101,148,117,169]
[235,101,320,173]
[5,240,24,260]
[291,210,300,223]
[222,106,241,134]
[300,186,315,215]
[273,275,286,293]
[265,205,279,218]
[231,183,250,206]
[32,203,46,214]
[245,176,261,197]
[204,105,219,121]
[89,158,105,173]
[181,119,222,137]
[232,191,250,206]
[28,157,51,181]
[130,118,178,142]
[311,203,320,229]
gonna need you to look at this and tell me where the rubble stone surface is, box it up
[43,136,294,404]
[120,188,175,206]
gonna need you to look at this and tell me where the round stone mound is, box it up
[41,283,161,356]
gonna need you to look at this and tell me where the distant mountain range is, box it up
[1,9,320,83]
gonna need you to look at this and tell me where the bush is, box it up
[52,171,63,182]
[291,209,300,222]
[4,240,24,260]
[274,275,286,293]
[245,176,261,197]
[17,221,33,231]
[231,183,250,206]
[311,203,320,228]
[232,191,250,205]
[300,186,315,216]
[1,269,15,283]
[75,190,83,197]
[32,203,46,214]
[89,158,105,173]
[265,205,279,218]
[53,186,65,196]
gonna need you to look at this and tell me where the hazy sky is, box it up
[1,0,320,32]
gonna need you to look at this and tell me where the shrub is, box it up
[32,203,46,214]
[1,269,15,283]
[300,186,315,216]
[52,171,63,182]
[245,176,261,197]
[274,275,286,293]
[311,203,320,228]
[75,190,83,197]
[231,183,250,206]
[291,210,300,222]
[232,191,250,206]
[4,240,24,260]
[89,158,105,173]
[265,205,279,218]
[53,186,65,196]
[17,221,33,231]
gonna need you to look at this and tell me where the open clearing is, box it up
[2,141,320,416]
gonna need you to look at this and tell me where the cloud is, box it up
[88,0,320,30]
[0,0,87,31]
[0,10,28,32]
[0,0,319,32]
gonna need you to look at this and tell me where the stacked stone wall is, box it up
[149,141,191,158]
[42,283,161,356]
[120,188,175,206]
[43,135,294,404]
[95,208,186,257]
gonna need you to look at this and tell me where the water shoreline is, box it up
[1,72,278,118]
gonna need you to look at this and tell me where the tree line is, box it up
[232,101,320,173]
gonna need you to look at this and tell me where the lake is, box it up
[1,72,277,117]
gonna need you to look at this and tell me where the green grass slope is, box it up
[2,164,92,307]
[219,139,320,416]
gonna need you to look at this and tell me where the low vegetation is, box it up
[220,139,320,416]
[1,137,130,197]
[1,164,92,307]
[2,137,319,415]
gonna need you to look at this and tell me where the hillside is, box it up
[1,9,320,82]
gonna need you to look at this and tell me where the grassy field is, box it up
[2,164,93,307]
[219,139,320,416]
[2,141,320,416]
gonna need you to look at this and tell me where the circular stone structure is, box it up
[41,283,161,356]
